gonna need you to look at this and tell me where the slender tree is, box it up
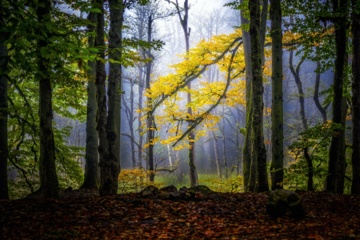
[352,0,360,195]
[270,0,284,190]
[249,0,269,192]
[240,0,253,191]
[326,0,349,193]
[94,0,109,195]
[36,0,59,198]
[81,11,99,189]
[0,12,9,199]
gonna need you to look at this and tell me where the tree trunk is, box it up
[240,0,253,191]
[145,15,155,182]
[270,0,284,190]
[99,0,124,196]
[249,0,269,192]
[326,0,348,193]
[313,48,328,123]
[0,29,9,200]
[351,0,360,195]
[81,11,99,189]
[211,132,222,179]
[36,0,59,198]
[95,0,109,196]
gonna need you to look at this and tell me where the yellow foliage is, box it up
[118,169,162,193]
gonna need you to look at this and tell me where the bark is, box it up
[326,0,348,193]
[270,0,284,190]
[249,0,269,192]
[95,0,109,196]
[81,11,99,189]
[240,0,253,192]
[36,0,59,198]
[0,22,9,199]
[145,15,155,182]
[352,0,360,195]
[99,0,124,196]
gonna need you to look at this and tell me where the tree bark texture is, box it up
[326,0,348,193]
[145,15,155,182]
[100,0,124,196]
[0,25,9,199]
[82,11,99,189]
[249,0,269,192]
[240,0,253,192]
[270,0,284,190]
[351,0,360,195]
[95,0,109,196]
[36,0,59,198]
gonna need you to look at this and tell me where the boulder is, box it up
[266,189,305,218]
[141,185,160,198]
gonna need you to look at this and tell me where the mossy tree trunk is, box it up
[36,0,59,198]
[351,0,360,195]
[249,0,269,192]
[270,0,284,191]
[81,11,99,190]
[326,0,348,194]
[0,22,9,199]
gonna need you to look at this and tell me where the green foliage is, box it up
[284,121,339,191]
[199,174,244,193]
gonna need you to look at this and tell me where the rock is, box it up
[141,185,159,198]
[266,189,305,218]
[160,185,178,192]
[188,185,214,194]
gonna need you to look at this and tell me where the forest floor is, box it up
[1,190,360,239]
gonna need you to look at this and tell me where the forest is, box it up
[1,0,360,238]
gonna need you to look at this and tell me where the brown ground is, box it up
[1,191,360,239]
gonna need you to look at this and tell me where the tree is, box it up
[168,0,198,187]
[270,0,284,190]
[239,0,253,192]
[249,0,269,192]
[36,0,59,198]
[326,0,349,193]
[0,8,9,199]
[81,11,99,189]
[352,0,360,195]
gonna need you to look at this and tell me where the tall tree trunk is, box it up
[0,23,9,199]
[351,0,360,195]
[81,11,99,189]
[100,0,124,196]
[36,0,59,198]
[249,0,269,192]
[129,81,136,169]
[270,0,284,190]
[95,0,109,196]
[240,0,253,191]
[326,0,348,193]
[145,15,155,182]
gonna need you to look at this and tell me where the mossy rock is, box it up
[188,185,214,194]
[266,189,305,218]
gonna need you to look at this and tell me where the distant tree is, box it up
[167,0,198,187]
[351,0,360,195]
[270,0,284,190]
